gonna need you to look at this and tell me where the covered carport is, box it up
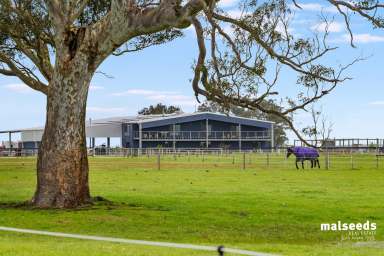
[0,129,22,155]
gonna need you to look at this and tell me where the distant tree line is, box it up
[138,103,181,115]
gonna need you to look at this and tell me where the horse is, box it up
[287,146,320,169]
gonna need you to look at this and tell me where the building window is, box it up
[126,125,131,136]
[230,125,239,132]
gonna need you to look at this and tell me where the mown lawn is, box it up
[0,155,383,255]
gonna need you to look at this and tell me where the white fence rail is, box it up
[0,226,278,256]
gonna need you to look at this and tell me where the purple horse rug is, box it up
[291,147,319,158]
[287,146,320,169]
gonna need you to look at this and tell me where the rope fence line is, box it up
[0,226,279,256]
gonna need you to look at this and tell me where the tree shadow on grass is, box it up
[0,196,116,211]
[0,196,171,213]
[0,201,30,209]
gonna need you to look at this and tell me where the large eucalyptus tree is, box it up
[0,0,382,208]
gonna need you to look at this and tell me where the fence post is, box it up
[217,245,225,256]
[242,152,246,170]
[157,153,161,170]
[376,154,379,169]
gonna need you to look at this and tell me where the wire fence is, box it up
[143,151,384,171]
[82,147,384,171]
[2,148,383,171]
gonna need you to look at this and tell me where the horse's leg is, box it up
[311,159,314,168]
[302,161,304,169]
[295,160,299,169]
[317,159,320,168]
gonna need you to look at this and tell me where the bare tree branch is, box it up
[303,0,384,47]
[69,0,90,23]
[0,52,48,94]
[0,68,16,76]
[44,0,66,35]
[90,0,210,65]
[211,12,343,84]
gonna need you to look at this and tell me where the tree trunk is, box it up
[32,65,92,208]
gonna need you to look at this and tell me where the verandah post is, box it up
[8,131,11,156]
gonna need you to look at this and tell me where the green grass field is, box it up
[0,154,383,255]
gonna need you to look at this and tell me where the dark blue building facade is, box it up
[122,112,274,150]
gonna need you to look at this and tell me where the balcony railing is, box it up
[134,130,270,141]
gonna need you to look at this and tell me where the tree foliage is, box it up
[138,103,181,115]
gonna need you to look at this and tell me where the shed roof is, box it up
[128,112,273,129]
[0,112,273,133]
